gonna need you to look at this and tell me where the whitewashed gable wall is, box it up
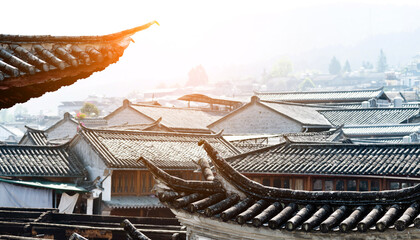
[107,107,155,126]
[70,137,111,201]
[210,103,302,135]
[46,120,77,140]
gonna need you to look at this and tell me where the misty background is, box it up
[3,0,420,115]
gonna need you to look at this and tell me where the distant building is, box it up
[0,124,23,143]
[318,107,420,126]
[19,112,107,145]
[105,99,227,134]
[255,87,389,104]
[208,96,332,135]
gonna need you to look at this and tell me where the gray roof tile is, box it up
[0,145,85,177]
[79,127,241,169]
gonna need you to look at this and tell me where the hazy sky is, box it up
[4,0,420,115]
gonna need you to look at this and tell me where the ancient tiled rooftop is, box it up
[19,126,49,146]
[318,108,419,126]
[0,21,157,109]
[77,126,241,169]
[129,104,227,131]
[255,88,388,103]
[342,123,420,137]
[144,141,420,237]
[0,144,85,177]
[227,142,420,176]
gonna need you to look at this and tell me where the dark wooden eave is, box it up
[144,140,420,234]
[0,21,158,109]
[198,140,420,205]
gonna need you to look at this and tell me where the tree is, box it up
[270,58,293,78]
[80,102,99,117]
[377,49,388,72]
[362,61,373,69]
[186,65,208,87]
[328,56,341,75]
[343,60,351,73]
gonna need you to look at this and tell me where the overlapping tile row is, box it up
[0,145,85,177]
[228,142,420,176]
[27,131,49,146]
[157,190,420,233]
[342,123,420,137]
[255,88,386,103]
[318,108,419,126]
[130,104,227,131]
[145,141,420,234]
[78,126,241,169]
[0,21,157,109]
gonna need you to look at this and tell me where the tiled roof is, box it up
[0,21,158,109]
[228,142,420,176]
[227,130,341,152]
[255,88,388,103]
[104,196,165,209]
[19,126,49,146]
[78,127,241,169]
[145,142,420,235]
[129,104,226,131]
[261,101,332,127]
[209,98,332,129]
[346,137,404,144]
[318,108,419,126]
[0,144,85,177]
[342,124,420,137]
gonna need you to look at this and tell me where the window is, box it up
[313,179,322,191]
[262,178,271,186]
[335,180,344,191]
[273,178,282,188]
[359,180,368,191]
[390,182,400,190]
[112,171,137,195]
[347,180,356,191]
[283,179,290,189]
[295,178,304,190]
[371,180,380,191]
[325,180,333,191]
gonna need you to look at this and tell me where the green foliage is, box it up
[298,77,315,91]
[270,58,293,78]
[343,60,351,73]
[377,49,388,72]
[80,102,99,117]
[186,65,208,86]
[328,56,341,75]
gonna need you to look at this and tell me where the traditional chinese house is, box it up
[104,99,227,134]
[255,87,390,104]
[69,126,241,217]
[19,112,107,146]
[208,96,332,135]
[0,144,89,213]
[0,21,158,109]
[144,141,420,239]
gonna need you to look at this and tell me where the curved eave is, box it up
[0,21,158,109]
[198,140,420,205]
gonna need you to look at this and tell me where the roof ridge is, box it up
[0,21,159,43]
[80,124,224,138]
[254,87,383,95]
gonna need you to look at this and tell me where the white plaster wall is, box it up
[70,138,111,201]
[210,103,302,135]
[107,108,154,126]
[47,120,77,140]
